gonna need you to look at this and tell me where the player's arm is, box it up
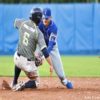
[41,48,52,66]
[47,27,57,53]
[37,28,53,66]
[14,18,24,29]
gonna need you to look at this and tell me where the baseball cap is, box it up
[43,8,51,19]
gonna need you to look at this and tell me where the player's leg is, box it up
[50,45,73,89]
[11,52,37,90]
[14,69,40,91]
[11,52,21,88]
[13,54,39,91]
[12,65,21,85]
[23,63,39,90]
[50,45,65,79]
[24,70,39,89]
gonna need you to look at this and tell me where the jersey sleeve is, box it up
[51,25,57,34]
[14,18,24,29]
[49,25,57,41]
[37,28,47,50]
[38,21,43,33]
[47,25,57,53]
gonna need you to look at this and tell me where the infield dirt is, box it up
[0,77,100,100]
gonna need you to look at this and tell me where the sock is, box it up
[61,79,68,86]
[13,65,21,85]
[24,80,37,88]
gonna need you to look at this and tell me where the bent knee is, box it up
[25,71,38,80]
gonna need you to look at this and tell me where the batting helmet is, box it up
[29,8,42,25]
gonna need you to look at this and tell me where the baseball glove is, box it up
[35,56,43,66]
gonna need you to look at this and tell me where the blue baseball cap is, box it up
[43,8,51,19]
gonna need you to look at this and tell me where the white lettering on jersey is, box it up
[24,24,35,33]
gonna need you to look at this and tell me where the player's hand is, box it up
[34,52,44,67]
[50,66,53,77]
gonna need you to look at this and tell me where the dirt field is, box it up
[0,77,100,100]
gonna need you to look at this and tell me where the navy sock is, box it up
[13,65,21,85]
[25,80,37,88]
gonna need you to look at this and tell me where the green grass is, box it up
[0,56,100,77]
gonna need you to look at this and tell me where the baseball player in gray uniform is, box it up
[11,8,53,91]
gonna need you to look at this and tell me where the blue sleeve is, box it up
[51,25,57,35]
[38,21,43,32]
[47,41,55,53]
[47,25,57,53]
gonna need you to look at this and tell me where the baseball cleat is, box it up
[11,81,25,91]
[66,81,73,89]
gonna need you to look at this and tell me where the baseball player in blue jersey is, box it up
[38,8,73,89]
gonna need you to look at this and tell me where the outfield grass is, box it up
[0,56,100,77]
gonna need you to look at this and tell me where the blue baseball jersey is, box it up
[38,20,57,46]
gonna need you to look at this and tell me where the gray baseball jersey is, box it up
[14,18,46,60]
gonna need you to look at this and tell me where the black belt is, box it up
[17,52,31,61]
